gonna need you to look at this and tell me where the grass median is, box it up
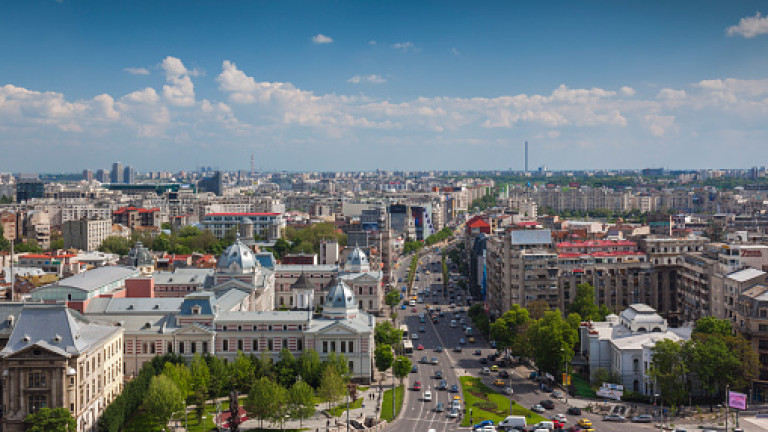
[381,386,405,422]
[459,376,547,427]
[327,397,363,417]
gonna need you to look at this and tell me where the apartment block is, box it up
[63,218,112,251]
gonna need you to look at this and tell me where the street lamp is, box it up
[201,415,206,432]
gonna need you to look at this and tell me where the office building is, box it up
[110,162,123,184]
[63,218,112,251]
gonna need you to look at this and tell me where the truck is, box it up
[498,416,527,431]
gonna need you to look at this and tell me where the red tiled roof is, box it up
[467,219,490,228]
[19,253,76,259]
[113,206,160,214]
[557,240,636,248]
[205,213,280,216]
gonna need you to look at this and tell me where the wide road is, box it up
[387,243,726,432]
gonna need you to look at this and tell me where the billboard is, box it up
[596,383,623,400]
[729,391,747,410]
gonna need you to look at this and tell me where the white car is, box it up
[424,390,432,402]
[503,387,514,395]
[448,408,460,418]
[411,333,419,340]
[551,414,567,423]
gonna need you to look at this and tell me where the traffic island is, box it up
[459,376,547,427]
[380,386,404,422]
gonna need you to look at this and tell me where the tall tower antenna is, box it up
[250,153,255,176]
[525,141,528,173]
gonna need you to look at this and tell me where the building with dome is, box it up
[212,234,275,311]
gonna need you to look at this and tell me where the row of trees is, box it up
[270,222,348,260]
[402,226,455,255]
[99,225,241,256]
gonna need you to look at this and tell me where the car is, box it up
[413,381,422,391]
[411,333,419,340]
[454,346,462,352]
[474,349,482,356]
[503,386,513,395]
[473,420,495,430]
[431,357,439,365]
[434,370,443,379]
[490,340,497,349]
[531,404,546,413]
[439,311,445,317]
[433,299,439,304]
[631,414,653,423]
[481,367,491,375]
[480,357,488,364]
[551,390,563,399]
[448,408,460,418]
[459,338,466,344]
[412,307,417,313]
[540,400,555,410]
[434,346,443,352]
[566,407,581,416]
[410,365,418,373]
[401,304,406,309]
[603,414,627,422]
[423,390,432,402]
[493,379,506,386]
[460,318,466,324]
[420,356,428,363]
[438,379,448,390]
[417,297,424,303]
[450,384,459,393]
[490,365,499,372]
[420,317,426,323]
[499,370,510,378]
[435,402,445,412]
[417,344,424,350]
[551,414,567,423]
[419,326,426,332]
[577,419,593,428]
[468,336,476,343]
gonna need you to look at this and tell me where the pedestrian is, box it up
[327,419,330,427]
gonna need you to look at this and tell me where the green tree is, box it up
[14,239,43,253]
[297,349,323,388]
[693,316,732,337]
[98,236,132,255]
[526,310,579,375]
[48,237,64,251]
[163,362,192,396]
[392,355,412,386]
[228,350,256,392]
[385,290,401,317]
[375,321,403,346]
[205,354,229,397]
[190,354,211,417]
[143,374,185,426]
[590,368,622,387]
[275,347,298,387]
[318,365,345,410]
[324,352,349,379]
[0,225,9,252]
[269,383,289,428]
[288,380,316,426]
[490,304,532,358]
[374,344,394,386]
[649,339,690,406]
[246,377,283,428]
[569,283,609,321]
[25,407,76,432]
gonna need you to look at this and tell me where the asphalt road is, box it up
[388,245,692,432]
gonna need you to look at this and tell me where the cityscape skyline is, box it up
[2,1,768,172]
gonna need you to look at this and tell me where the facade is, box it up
[201,212,284,241]
[112,207,161,229]
[30,266,140,312]
[15,178,44,203]
[63,218,111,251]
[735,285,768,399]
[110,162,123,184]
[0,304,124,432]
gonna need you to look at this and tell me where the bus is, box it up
[403,339,414,354]
[399,324,409,340]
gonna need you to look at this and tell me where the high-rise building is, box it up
[111,162,123,183]
[15,176,44,203]
[123,165,136,184]
[82,169,93,182]
[96,169,109,183]
[63,218,111,251]
[198,170,223,196]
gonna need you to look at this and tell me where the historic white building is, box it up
[579,304,692,396]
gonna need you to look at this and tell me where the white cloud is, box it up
[726,12,768,38]
[160,56,196,107]
[620,86,635,97]
[312,34,333,44]
[347,74,386,84]
[657,88,686,100]
[645,114,676,137]
[123,67,150,75]
[392,41,415,51]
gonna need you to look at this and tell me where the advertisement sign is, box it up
[597,383,623,400]
[729,391,747,410]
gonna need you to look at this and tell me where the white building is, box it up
[579,304,691,396]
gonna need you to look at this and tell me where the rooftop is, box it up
[727,268,766,283]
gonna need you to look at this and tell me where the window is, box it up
[297,339,303,351]
[283,338,288,349]
[331,341,336,352]
[238,339,243,351]
[348,341,353,352]
[28,372,46,388]
[202,342,208,353]
[179,341,185,354]
[167,342,173,353]
[633,358,639,372]
[268,339,273,351]
[28,395,46,414]
[369,300,373,309]
[191,342,196,354]
[341,341,346,353]
[348,360,354,372]
[253,339,259,351]
[323,341,328,353]
[223,339,229,351]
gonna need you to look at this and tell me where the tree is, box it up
[0,225,8,252]
[374,344,394,385]
[98,236,132,255]
[48,237,64,251]
[590,368,622,387]
[246,377,284,428]
[163,362,192,396]
[693,316,732,337]
[25,407,76,432]
[649,339,690,406]
[490,304,531,357]
[190,354,211,417]
[526,310,579,375]
[228,350,256,392]
[569,283,609,321]
[324,352,349,379]
[206,354,229,397]
[143,374,185,426]
[298,349,323,388]
[288,380,316,426]
[385,290,401,317]
[318,364,345,410]
[375,321,403,346]
[14,239,43,253]
[275,347,298,387]
[392,355,412,386]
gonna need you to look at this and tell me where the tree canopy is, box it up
[25,407,76,432]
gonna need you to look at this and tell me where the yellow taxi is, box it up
[490,365,499,372]
[577,419,593,428]
[453,395,461,401]
[468,336,476,343]
[493,379,505,386]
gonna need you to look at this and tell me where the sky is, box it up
[2,1,768,173]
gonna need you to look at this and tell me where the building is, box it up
[29,266,140,313]
[198,171,223,196]
[82,170,93,182]
[15,177,44,203]
[0,303,123,432]
[719,268,768,324]
[201,212,284,241]
[110,162,123,184]
[112,207,161,229]
[63,218,111,251]
[153,268,214,297]
[122,166,136,185]
[95,169,108,183]
[735,285,768,400]
[578,304,691,396]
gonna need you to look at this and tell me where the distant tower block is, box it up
[525,141,529,173]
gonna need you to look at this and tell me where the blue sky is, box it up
[2,1,768,172]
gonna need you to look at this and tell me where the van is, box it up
[450,320,457,328]
[530,421,554,430]
[498,416,527,431]
[409,300,416,307]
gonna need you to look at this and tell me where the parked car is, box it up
[454,346,463,352]
[631,414,653,423]
[551,390,563,399]
[540,400,555,410]
[434,346,443,352]
[566,407,581,416]
[604,414,627,422]
[473,420,495,431]
[474,349,482,356]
